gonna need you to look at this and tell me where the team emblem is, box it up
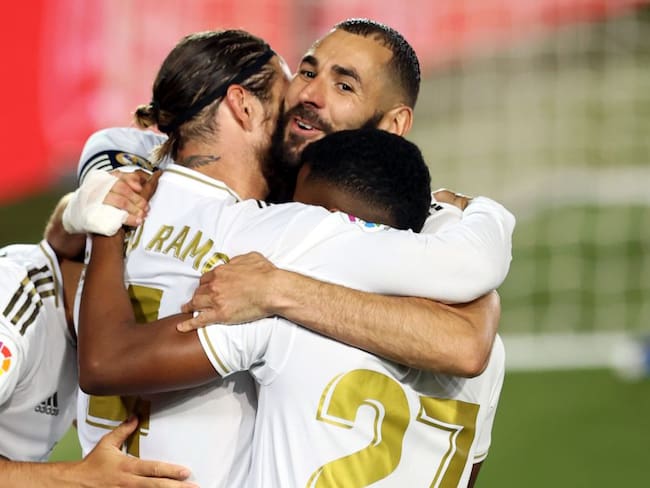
[115,152,156,171]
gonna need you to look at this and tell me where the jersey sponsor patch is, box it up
[339,213,388,232]
[0,341,13,377]
[78,150,156,184]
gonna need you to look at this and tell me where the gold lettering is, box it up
[126,224,145,256]
[146,225,174,252]
[178,231,214,270]
[163,226,190,259]
[201,252,230,273]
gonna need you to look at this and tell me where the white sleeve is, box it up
[197,317,294,385]
[472,336,506,463]
[77,127,169,184]
[421,200,464,234]
[272,196,515,303]
[0,261,29,405]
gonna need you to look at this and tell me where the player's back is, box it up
[80,163,257,488]
[249,324,505,487]
[0,242,77,461]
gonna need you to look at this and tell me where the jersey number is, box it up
[86,284,161,456]
[307,369,480,488]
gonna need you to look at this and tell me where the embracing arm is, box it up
[78,231,216,396]
[263,270,500,376]
[44,193,87,261]
[179,195,512,375]
[43,170,152,263]
[180,252,501,376]
[0,418,196,488]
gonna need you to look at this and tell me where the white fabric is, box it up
[199,316,505,487]
[170,196,514,304]
[77,127,169,184]
[0,242,77,461]
[180,194,512,486]
[76,164,255,488]
[62,170,127,235]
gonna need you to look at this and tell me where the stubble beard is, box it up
[262,106,300,203]
[263,104,384,203]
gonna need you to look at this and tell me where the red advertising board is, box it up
[0,0,644,203]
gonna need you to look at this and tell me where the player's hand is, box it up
[75,416,198,487]
[177,252,277,332]
[105,170,154,227]
[433,188,473,210]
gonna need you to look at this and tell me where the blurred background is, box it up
[1,0,649,486]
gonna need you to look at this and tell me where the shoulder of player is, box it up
[226,200,326,222]
[0,252,58,338]
[77,127,166,183]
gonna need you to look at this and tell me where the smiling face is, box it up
[279,29,404,166]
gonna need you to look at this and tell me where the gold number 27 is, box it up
[308,369,480,488]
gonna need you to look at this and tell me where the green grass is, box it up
[48,427,82,462]
[480,369,650,487]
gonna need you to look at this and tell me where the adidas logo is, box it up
[34,393,59,416]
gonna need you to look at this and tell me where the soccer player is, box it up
[78,128,506,487]
[0,195,195,488]
[64,28,293,488]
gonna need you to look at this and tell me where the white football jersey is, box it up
[199,310,505,488]
[76,164,257,488]
[0,241,77,461]
[172,195,514,304]
[185,195,511,487]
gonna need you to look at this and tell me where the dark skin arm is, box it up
[78,230,217,396]
[469,463,482,487]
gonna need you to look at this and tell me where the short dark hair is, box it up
[299,128,431,231]
[335,18,420,108]
[134,29,277,161]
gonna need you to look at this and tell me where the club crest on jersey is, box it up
[340,213,387,232]
[0,341,12,377]
[115,152,156,171]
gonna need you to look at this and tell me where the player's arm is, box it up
[178,196,512,376]
[0,418,197,488]
[468,463,483,488]
[43,170,151,264]
[43,193,86,261]
[77,231,217,396]
[46,125,165,253]
[180,252,500,376]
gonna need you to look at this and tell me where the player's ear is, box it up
[224,84,254,131]
[377,105,413,136]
